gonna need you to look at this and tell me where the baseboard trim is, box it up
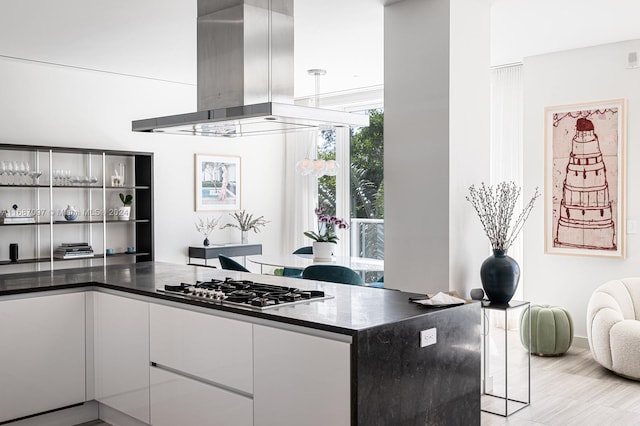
[98,404,149,426]
[3,401,98,426]
[572,335,589,349]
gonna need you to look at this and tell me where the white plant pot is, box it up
[117,206,131,221]
[312,241,335,261]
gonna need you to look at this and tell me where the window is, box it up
[313,108,384,283]
[349,109,384,264]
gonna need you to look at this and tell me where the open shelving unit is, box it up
[0,143,154,272]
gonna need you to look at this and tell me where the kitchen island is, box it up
[0,262,480,426]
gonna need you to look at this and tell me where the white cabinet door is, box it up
[253,325,351,426]
[0,292,85,423]
[150,366,252,426]
[149,303,253,394]
[94,292,149,424]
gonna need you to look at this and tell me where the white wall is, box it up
[491,0,640,67]
[0,56,286,272]
[0,0,196,85]
[523,39,640,337]
[449,0,492,298]
[384,0,490,295]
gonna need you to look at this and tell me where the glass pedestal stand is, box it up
[481,300,531,417]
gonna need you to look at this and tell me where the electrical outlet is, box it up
[420,328,437,348]
[627,220,637,235]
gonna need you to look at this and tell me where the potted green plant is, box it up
[221,210,269,244]
[118,193,132,221]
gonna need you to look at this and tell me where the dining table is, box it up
[247,254,384,275]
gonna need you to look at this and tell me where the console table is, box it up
[481,300,531,417]
[188,244,263,267]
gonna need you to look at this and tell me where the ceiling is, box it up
[491,0,640,66]
[0,0,638,100]
[0,0,383,99]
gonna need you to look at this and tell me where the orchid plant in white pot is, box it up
[304,205,349,260]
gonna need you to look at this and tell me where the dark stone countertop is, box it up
[0,261,472,336]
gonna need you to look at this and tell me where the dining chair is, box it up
[282,246,314,278]
[302,264,364,286]
[368,275,384,289]
[218,254,250,272]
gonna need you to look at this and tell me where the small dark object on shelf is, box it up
[9,243,18,262]
[470,288,485,300]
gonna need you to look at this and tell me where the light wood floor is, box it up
[482,344,640,425]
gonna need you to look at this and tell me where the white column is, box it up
[384,0,491,295]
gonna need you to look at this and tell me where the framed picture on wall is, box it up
[544,99,626,258]
[194,154,241,211]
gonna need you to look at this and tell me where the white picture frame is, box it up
[544,99,626,258]
[194,154,241,211]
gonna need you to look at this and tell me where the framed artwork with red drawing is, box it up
[544,99,626,258]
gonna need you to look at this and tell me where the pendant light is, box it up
[295,69,340,177]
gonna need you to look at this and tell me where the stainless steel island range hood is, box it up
[132,0,369,137]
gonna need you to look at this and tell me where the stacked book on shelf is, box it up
[0,216,35,224]
[0,210,35,224]
[54,243,94,259]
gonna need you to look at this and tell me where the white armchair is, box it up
[587,278,640,380]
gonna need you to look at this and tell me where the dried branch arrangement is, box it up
[466,181,540,251]
[221,210,270,233]
[194,216,222,238]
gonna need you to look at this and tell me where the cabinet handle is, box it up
[149,362,253,399]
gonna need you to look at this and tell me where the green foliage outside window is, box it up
[351,109,384,219]
[316,109,384,220]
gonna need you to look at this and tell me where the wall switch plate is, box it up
[420,328,437,348]
[627,220,637,234]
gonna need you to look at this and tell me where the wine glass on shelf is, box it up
[52,169,60,186]
[6,161,14,185]
[29,167,42,185]
[18,162,26,185]
[0,161,6,185]
[12,161,21,185]
[23,162,30,185]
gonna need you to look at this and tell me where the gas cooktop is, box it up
[158,277,333,311]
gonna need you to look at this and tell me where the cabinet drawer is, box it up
[0,292,85,423]
[150,303,253,394]
[150,366,252,426]
[254,325,351,426]
[94,292,150,424]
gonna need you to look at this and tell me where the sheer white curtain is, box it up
[283,131,318,253]
[334,126,351,257]
[490,63,524,296]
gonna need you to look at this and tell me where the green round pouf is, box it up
[520,305,574,356]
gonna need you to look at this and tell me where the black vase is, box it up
[203,237,210,247]
[480,249,520,303]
